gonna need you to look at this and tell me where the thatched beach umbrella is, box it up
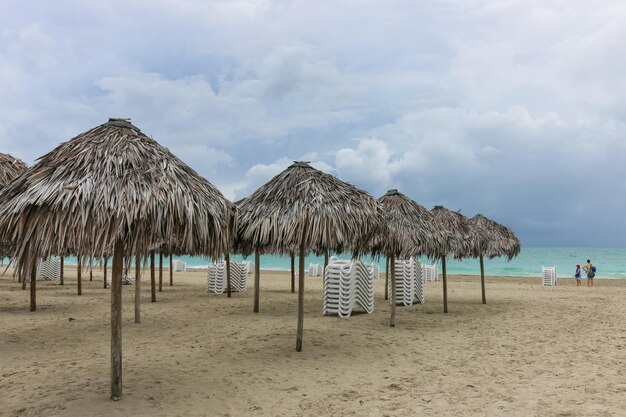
[377,189,443,326]
[430,205,471,313]
[0,118,234,400]
[0,153,27,187]
[502,224,522,261]
[468,214,521,304]
[0,153,27,265]
[237,161,382,351]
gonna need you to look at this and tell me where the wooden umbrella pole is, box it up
[150,251,156,302]
[322,250,329,288]
[30,260,37,312]
[110,240,123,400]
[158,253,163,292]
[77,256,82,295]
[226,253,232,298]
[135,254,141,324]
[384,257,389,300]
[169,254,173,286]
[480,255,486,304]
[89,256,93,281]
[442,256,448,313]
[253,249,260,312]
[296,219,308,352]
[290,254,295,293]
[60,257,64,285]
[389,253,396,327]
[103,256,108,289]
[21,268,26,290]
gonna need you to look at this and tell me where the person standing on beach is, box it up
[574,264,582,286]
[583,259,595,287]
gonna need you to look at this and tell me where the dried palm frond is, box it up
[0,153,27,259]
[430,205,471,260]
[468,214,521,260]
[0,153,27,187]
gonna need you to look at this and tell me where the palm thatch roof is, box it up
[430,205,471,260]
[504,229,522,259]
[468,214,521,260]
[0,118,235,275]
[0,153,27,259]
[237,161,383,255]
[375,189,444,259]
[0,153,27,188]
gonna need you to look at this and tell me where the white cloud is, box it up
[214,180,248,202]
[245,157,292,185]
[170,144,234,177]
[335,139,396,192]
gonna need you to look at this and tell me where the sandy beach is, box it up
[1,267,625,417]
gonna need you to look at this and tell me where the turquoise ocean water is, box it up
[54,247,626,279]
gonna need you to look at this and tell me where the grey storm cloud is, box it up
[1,0,625,246]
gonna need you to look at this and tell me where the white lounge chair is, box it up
[542,266,557,286]
[307,263,322,277]
[36,257,61,281]
[323,257,375,317]
[241,261,255,274]
[207,261,225,293]
[421,264,438,282]
[230,262,247,292]
[389,257,424,305]
[414,259,424,303]
[106,276,135,286]
[206,260,247,294]
[368,263,380,280]
[172,259,187,272]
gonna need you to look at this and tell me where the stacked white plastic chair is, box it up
[228,262,247,291]
[106,276,135,286]
[172,259,187,272]
[323,257,375,317]
[392,258,414,306]
[241,260,255,274]
[323,257,351,316]
[414,260,424,303]
[353,260,375,313]
[207,261,226,293]
[422,264,439,283]
[36,257,61,281]
[542,266,557,286]
[389,257,424,305]
[206,261,247,294]
[307,263,322,277]
[368,263,380,280]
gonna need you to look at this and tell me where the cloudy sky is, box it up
[1,0,625,247]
